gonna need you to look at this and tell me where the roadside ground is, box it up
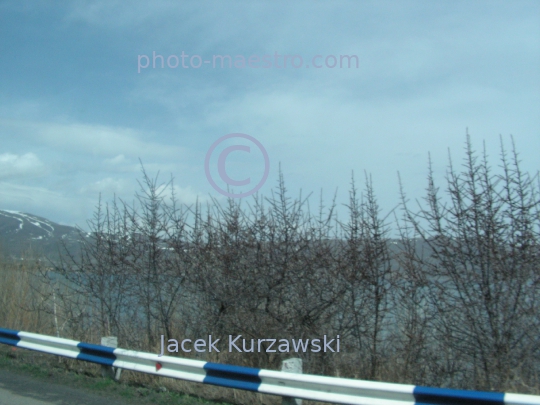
[0,345,233,405]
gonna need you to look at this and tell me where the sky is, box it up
[1,0,539,232]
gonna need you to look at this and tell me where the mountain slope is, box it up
[0,210,86,261]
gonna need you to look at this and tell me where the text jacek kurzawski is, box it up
[158,335,340,356]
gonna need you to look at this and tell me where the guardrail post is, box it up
[281,358,302,405]
[100,336,121,381]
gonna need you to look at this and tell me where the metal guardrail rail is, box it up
[1,327,539,405]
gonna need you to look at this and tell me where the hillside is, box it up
[0,210,87,262]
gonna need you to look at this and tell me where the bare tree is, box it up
[398,134,540,390]
[336,172,394,380]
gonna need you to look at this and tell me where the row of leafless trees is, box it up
[42,135,539,393]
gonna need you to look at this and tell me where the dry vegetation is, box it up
[1,135,539,403]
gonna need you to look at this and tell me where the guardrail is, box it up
[1,327,539,405]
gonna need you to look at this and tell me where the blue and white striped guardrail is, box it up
[1,327,539,405]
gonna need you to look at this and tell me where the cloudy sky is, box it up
[1,0,539,230]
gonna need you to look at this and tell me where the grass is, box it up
[0,345,234,405]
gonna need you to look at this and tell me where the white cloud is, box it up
[105,154,127,165]
[0,152,46,180]
[65,0,183,28]
[156,183,209,206]
[0,182,91,228]
[79,177,133,196]
[3,120,189,161]
[0,182,64,205]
